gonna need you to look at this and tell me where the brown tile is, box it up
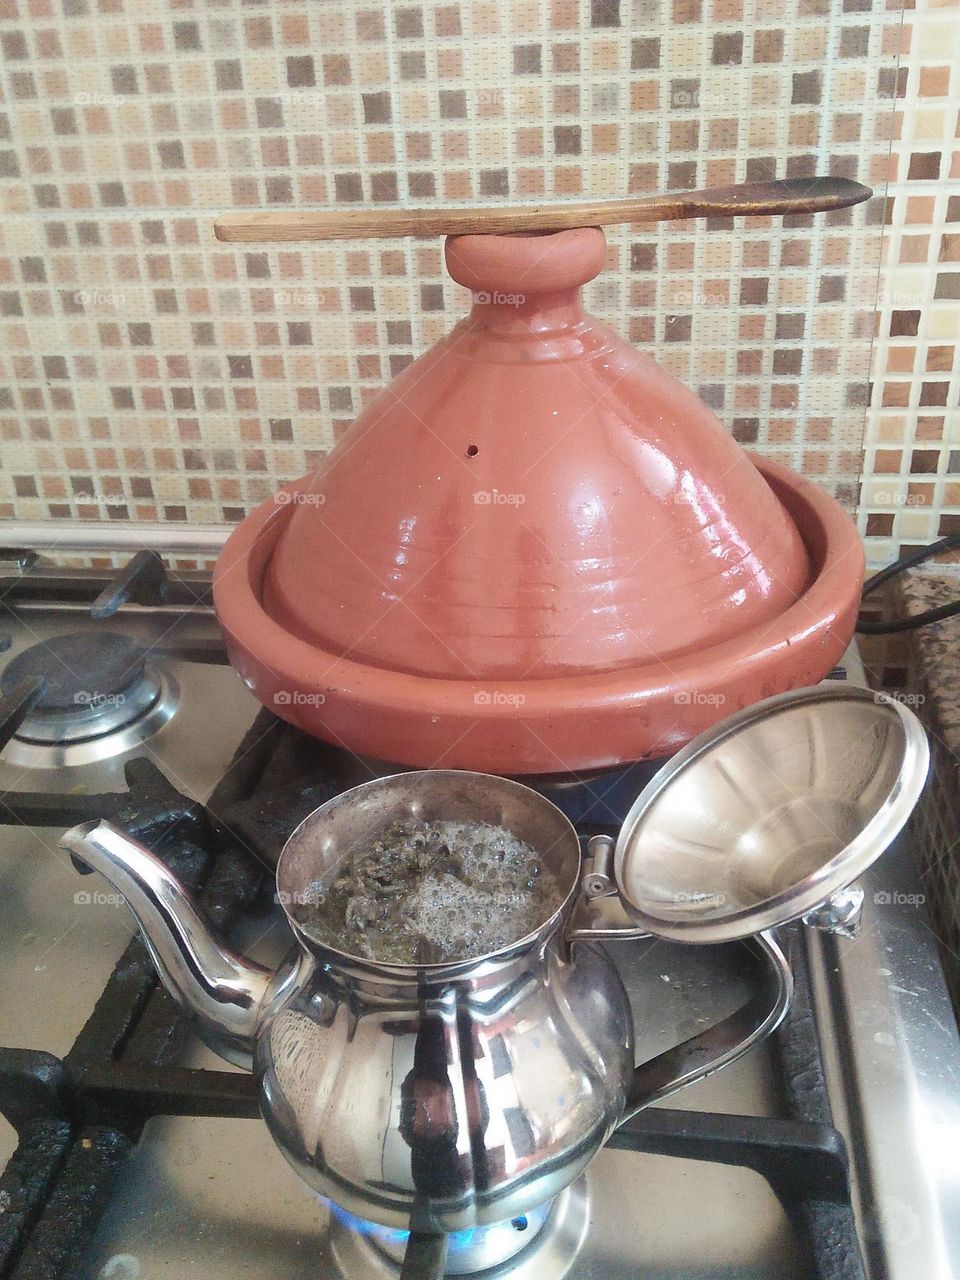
[280,14,310,44]
[356,10,385,40]
[673,0,702,20]
[553,167,581,194]
[740,278,769,305]
[362,91,391,124]
[668,160,698,188]
[395,8,423,37]
[732,417,759,443]
[334,172,363,202]
[753,29,784,61]
[865,512,896,537]
[670,120,699,150]
[775,313,805,339]
[245,17,273,48]
[818,275,846,303]
[442,130,469,161]
[908,151,941,179]
[399,50,424,79]
[927,345,955,373]
[9,71,37,99]
[172,21,200,51]
[592,123,617,152]
[370,171,398,201]
[889,309,920,336]
[2,30,28,59]
[286,55,315,87]
[255,98,282,129]
[881,382,910,408]
[516,167,544,196]
[792,71,821,103]
[712,32,743,63]
[439,89,466,119]
[406,170,434,198]
[293,136,323,166]
[919,65,951,96]
[631,36,660,68]
[877,65,908,98]
[839,25,870,57]
[773,349,804,375]
[404,131,431,161]
[216,60,243,91]
[36,29,63,59]
[590,0,620,25]
[545,42,575,73]
[479,168,509,196]
[910,449,940,474]
[110,64,138,94]
[553,125,581,155]
[919,381,949,406]
[513,43,541,73]
[435,6,460,36]
[670,78,700,109]
[157,140,185,169]
[832,113,863,143]
[664,314,692,341]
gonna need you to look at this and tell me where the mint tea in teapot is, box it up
[294,819,564,964]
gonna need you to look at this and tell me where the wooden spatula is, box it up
[214,176,871,243]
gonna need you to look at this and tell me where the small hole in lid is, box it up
[466,444,479,457]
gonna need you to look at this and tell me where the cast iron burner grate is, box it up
[0,709,867,1280]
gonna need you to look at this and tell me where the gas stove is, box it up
[0,548,958,1280]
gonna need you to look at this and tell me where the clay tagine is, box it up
[214,227,864,773]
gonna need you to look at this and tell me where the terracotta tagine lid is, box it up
[214,227,864,773]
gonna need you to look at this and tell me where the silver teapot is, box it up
[60,686,927,1234]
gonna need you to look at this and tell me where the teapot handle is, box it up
[565,836,793,1122]
[621,929,792,1123]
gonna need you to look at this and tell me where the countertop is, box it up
[894,567,960,1016]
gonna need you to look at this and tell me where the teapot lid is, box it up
[611,685,929,944]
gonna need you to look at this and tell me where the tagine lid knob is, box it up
[443,226,606,296]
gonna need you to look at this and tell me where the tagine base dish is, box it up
[214,453,863,774]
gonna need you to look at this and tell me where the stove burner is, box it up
[0,631,176,761]
[1,631,146,712]
[328,1182,588,1279]
[331,1202,549,1274]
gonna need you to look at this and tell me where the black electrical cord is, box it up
[855,531,960,634]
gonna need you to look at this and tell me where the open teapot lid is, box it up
[610,685,930,944]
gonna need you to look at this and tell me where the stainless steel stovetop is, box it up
[0,555,959,1280]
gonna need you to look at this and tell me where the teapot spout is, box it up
[59,819,272,1069]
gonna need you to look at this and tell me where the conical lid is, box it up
[261,227,810,681]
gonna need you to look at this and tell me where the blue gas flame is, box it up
[326,1199,529,1253]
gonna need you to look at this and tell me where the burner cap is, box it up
[1,632,146,712]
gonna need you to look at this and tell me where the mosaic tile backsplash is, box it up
[0,0,956,569]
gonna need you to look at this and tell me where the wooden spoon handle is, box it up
[214,177,871,243]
